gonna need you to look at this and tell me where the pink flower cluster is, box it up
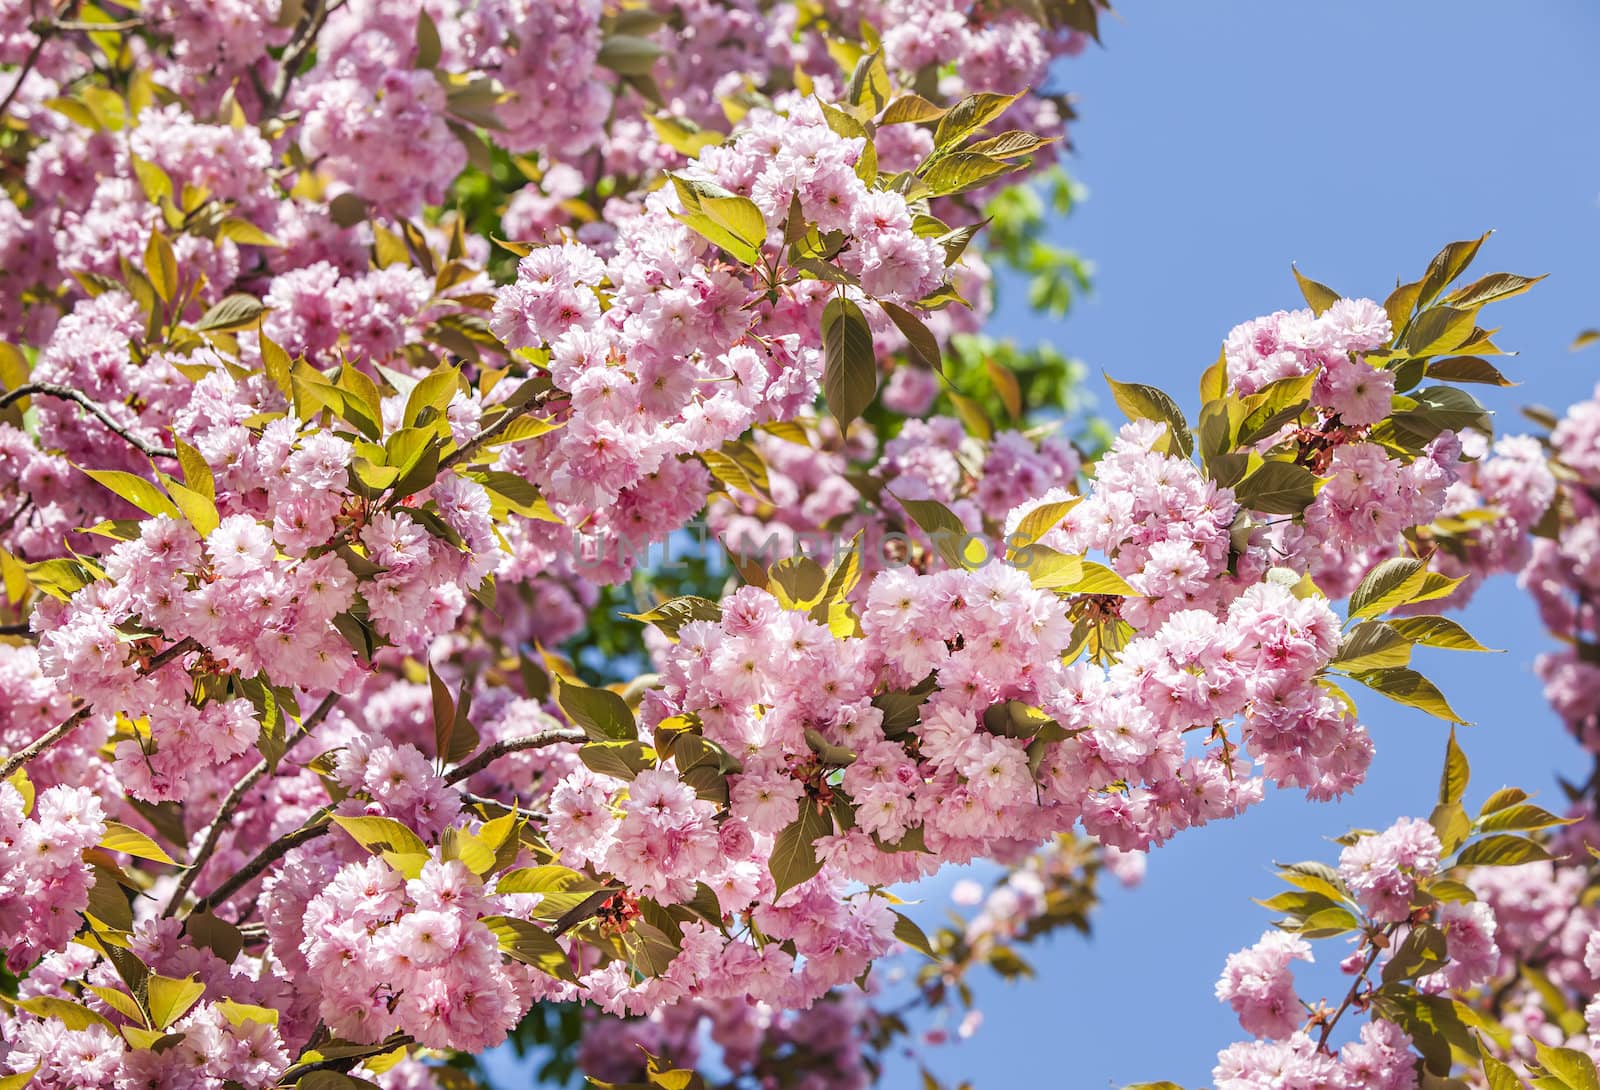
[1213,1022,1417,1090]
[297,856,526,1051]
[1223,300,1394,424]
[0,780,104,971]
[1337,817,1442,923]
[489,96,956,578]
[1215,931,1314,1040]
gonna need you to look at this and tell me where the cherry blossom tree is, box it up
[1,4,1599,1090]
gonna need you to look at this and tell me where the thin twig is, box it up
[0,497,32,538]
[1316,937,1385,1049]
[0,635,197,780]
[0,383,177,460]
[189,815,331,916]
[163,692,341,916]
[0,706,90,781]
[0,13,56,123]
[264,0,333,113]
[437,398,546,473]
[458,791,547,821]
[442,728,586,785]
[146,635,200,671]
[50,17,143,31]
[0,622,31,636]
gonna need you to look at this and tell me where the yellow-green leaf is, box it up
[147,974,206,1030]
[81,469,181,520]
[101,820,177,865]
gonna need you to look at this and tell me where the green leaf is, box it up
[1350,667,1467,723]
[414,9,441,68]
[556,678,637,741]
[195,293,268,333]
[1457,834,1553,867]
[770,803,832,895]
[1401,306,1477,357]
[1480,787,1529,815]
[1431,801,1473,854]
[897,495,985,570]
[579,740,657,781]
[1017,545,1084,590]
[18,996,115,1032]
[700,440,770,500]
[1389,615,1495,652]
[1381,922,1448,985]
[821,298,877,429]
[1291,265,1340,314]
[1061,561,1137,596]
[214,217,282,248]
[331,815,429,858]
[922,152,1018,197]
[1478,804,1574,834]
[160,474,220,537]
[596,33,663,76]
[700,195,767,250]
[259,327,293,400]
[891,910,937,960]
[1009,498,1079,549]
[1440,728,1469,806]
[1482,1051,1527,1090]
[1104,375,1193,457]
[480,915,578,982]
[403,364,459,427]
[880,301,942,371]
[1418,232,1492,308]
[1348,557,1429,620]
[496,865,601,896]
[1232,461,1318,516]
[1532,1043,1600,1090]
[173,439,214,501]
[101,820,177,865]
[1427,356,1515,386]
[81,469,181,520]
[845,50,890,112]
[880,93,947,125]
[966,130,1057,159]
[144,232,179,304]
[676,212,760,264]
[185,910,244,963]
[147,973,206,1029]
[1333,621,1413,672]
[214,999,280,1029]
[622,596,722,640]
[933,91,1021,149]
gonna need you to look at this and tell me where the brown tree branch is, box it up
[189,814,331,916]
[0,383,177,460]
[0,636,198,781]
[0,706,90,781]
[442,728,586,785]
[162,692,340,916]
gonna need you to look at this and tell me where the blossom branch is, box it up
[0,636,198,781]
[1314,933,1388,1050]
[441,728,586,785]
[189,814,332,917]
[162,692,340,916]
[0,706,90,781]
[0,2,75,123]
[436,395,553,473]
[0,383,177,460]
[264,0,340,113]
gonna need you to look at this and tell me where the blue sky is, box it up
[488,4,1600,1087]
